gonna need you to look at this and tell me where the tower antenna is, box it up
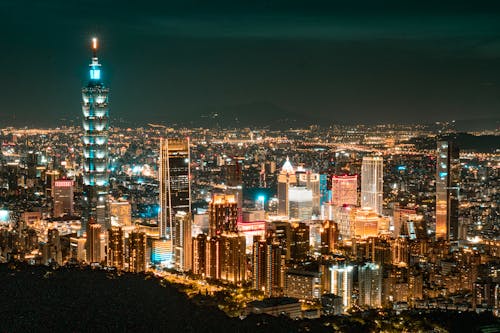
[92,37,98,58]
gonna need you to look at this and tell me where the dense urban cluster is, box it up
[0,40,498,331]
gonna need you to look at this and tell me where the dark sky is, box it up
[1,0,500,126]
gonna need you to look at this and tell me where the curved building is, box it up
[82,38,110,230]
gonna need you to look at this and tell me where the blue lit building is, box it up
[81,38,110,230]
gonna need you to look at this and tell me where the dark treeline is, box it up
[0,263,497,332]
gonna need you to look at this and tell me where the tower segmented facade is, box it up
[82,38,110,230]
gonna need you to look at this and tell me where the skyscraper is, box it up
[361,157,383,215]
[192,233,207,276]
[86,217,102,264]
[128,231,147,273]
[159,138,191,244]
[328,263,354,312]
[290,222,310,260]
[208,194,238,237]
[81,38,110,230]
[219,232,247,283]
[252,236,284,296]
[277,157,296,216]
[225,160,243,223]
[436,140,460,241]
[173,211,192,272]
[107,226,124,269]
[53,179,74,217]
[331,175,358,207]
[358,262,382,308]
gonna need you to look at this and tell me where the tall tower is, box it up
[81,38,110,230]
[159,138,191,242]
[361,157,383,215]
[277,157,296,217]
[436,140,460,241]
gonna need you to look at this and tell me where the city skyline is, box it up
[0,3,498,331]
[1,1,500,127]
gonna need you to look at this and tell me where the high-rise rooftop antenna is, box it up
[92,37,98,58]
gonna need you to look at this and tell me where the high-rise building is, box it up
[436,140,460,241]
[297,172,321,216]
[225,160,243,223]
[269,221,292,260]
[361,157,383,215]
[320,220,339,254]
[107,226,124,269]
[208,194,238,237]
[288,186,313,220]
[128,231,147,272]
[277,157,296,216]
[110,200,132,226]
[219,232,247,283]
[192,234,207,276]
[206,236,221,279]
[81,38,110,230]
[159,137,191,245]
[53,179,74,217]
[290,222,310,260]
[252,236,284,296]
[358,262,382,308]
[328,263,354,312]
[86,217,102,263]
[353,207,385,239]
[173,211,192,272]
[331,175,358,207]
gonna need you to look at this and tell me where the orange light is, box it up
[92,37,98,50]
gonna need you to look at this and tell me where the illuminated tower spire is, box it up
[81,37,110,231]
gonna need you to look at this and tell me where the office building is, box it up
[290,222,309,260]
[252,236,285,296]
[220,232,247,283]
[328,263,354,312]
[86,217,102,263]
[436,140,460,241]
[129,231,147,272]
[320,220,339,254]
[53,179,74,217]
[110,200,132,226]
[225,160,243,223]
[192,234,207,276]
[358,262,382,308]
[361,157,383,215]
[288,186,313,220]
[159,137,191,244]
[173,211,192,272]
[208,194,238,237]
[277,157,296,216]
[331,175,358,207]
[107,226,124,269]
[297,171,321,216]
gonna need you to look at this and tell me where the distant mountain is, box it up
[409,133,500,153]
[452,118,499,132]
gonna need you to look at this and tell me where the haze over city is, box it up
[1,0,500,126]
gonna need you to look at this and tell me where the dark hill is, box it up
[0,263,323,333]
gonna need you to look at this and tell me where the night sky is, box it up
[1,0,500,126]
